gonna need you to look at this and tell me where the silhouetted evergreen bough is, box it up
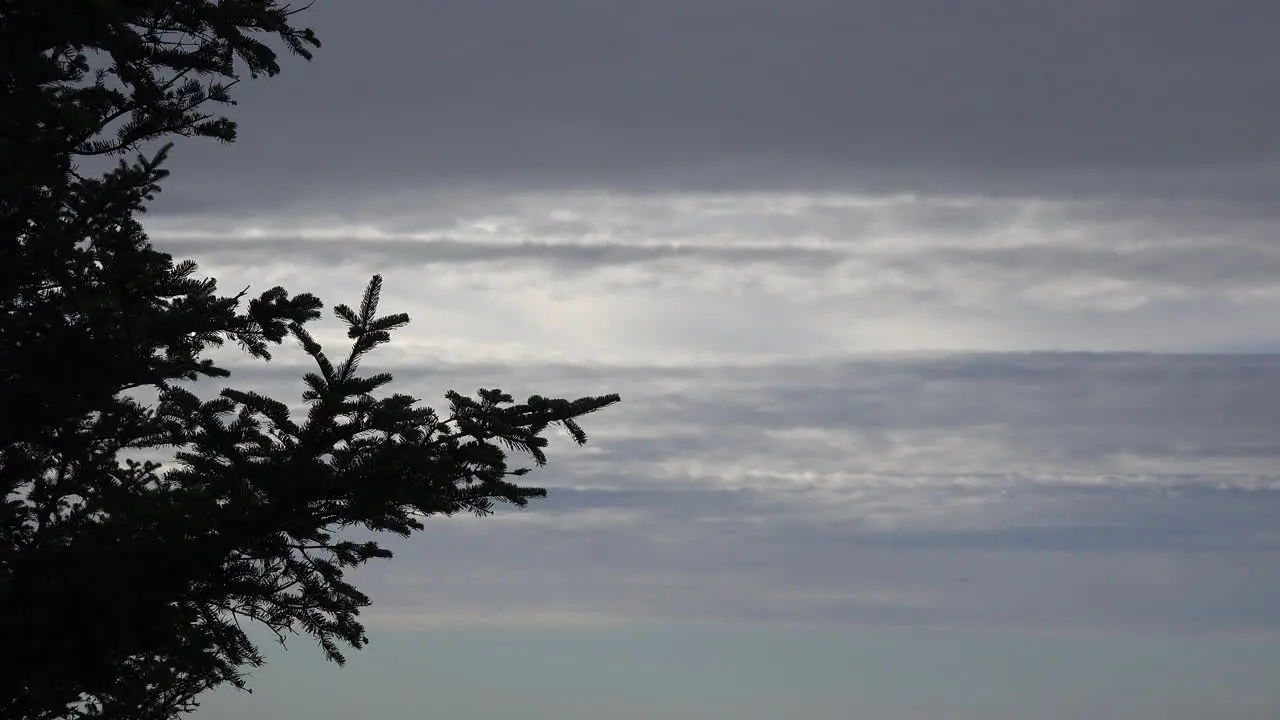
[0,3,620,719]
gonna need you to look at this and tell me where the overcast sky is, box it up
[164,2,1280,718]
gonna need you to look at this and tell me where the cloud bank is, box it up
[148,192,1280,633]
[130,1,1280,639]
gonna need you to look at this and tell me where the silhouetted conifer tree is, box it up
[0,3,620,718]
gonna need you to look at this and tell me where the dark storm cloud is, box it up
[153,0,1280,212]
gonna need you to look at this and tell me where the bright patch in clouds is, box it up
[150,191,1280,366]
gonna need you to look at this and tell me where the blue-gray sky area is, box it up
[163,1,1280,718]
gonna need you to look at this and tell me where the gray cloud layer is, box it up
[205,353,1280,633]
[151,0,1280,212]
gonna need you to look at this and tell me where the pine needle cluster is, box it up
[1,3,619,718]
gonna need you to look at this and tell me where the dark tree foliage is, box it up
[0,2,620,719]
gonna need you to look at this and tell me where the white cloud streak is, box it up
[150,191,1280,366]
